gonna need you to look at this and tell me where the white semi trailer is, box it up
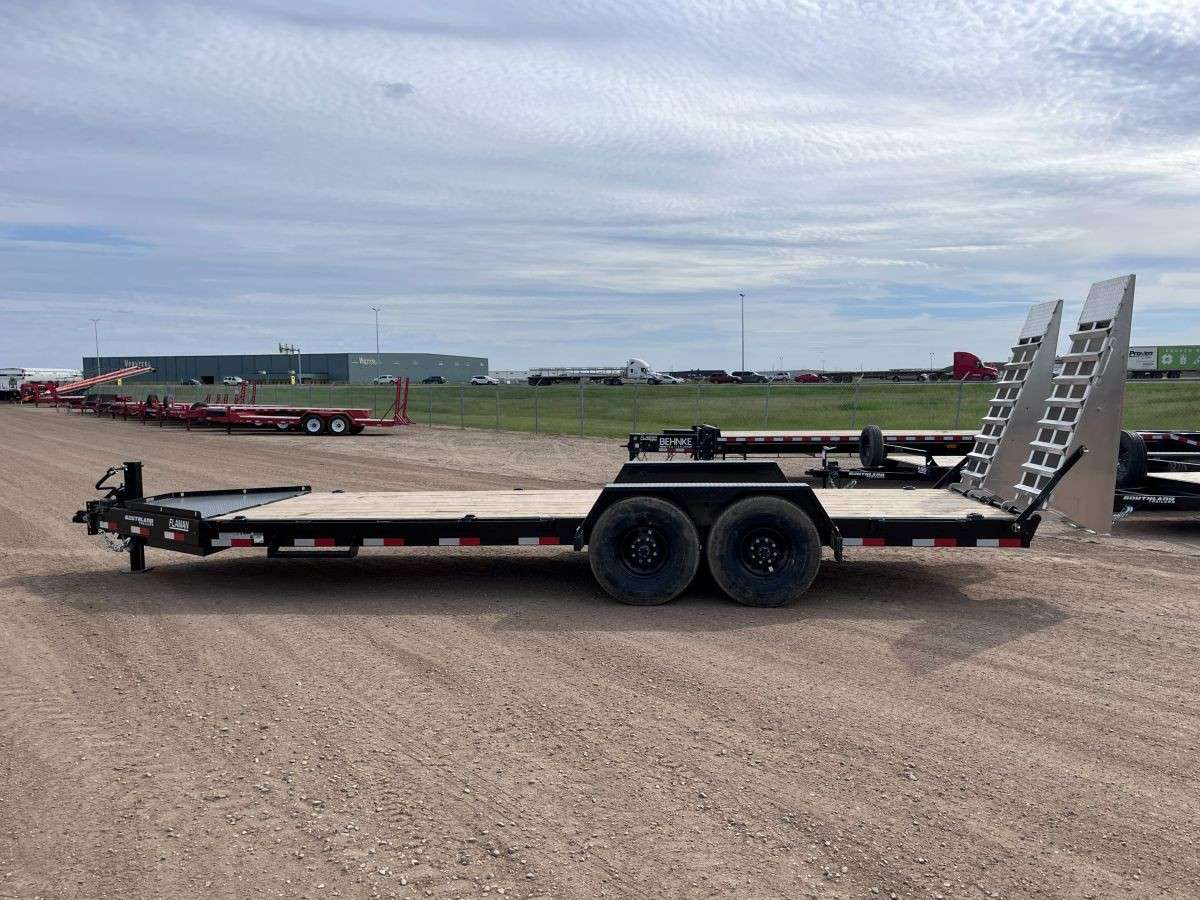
[1127,345,1200,379]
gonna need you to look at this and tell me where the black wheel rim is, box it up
[620,525,668,575]
[739,527,790,576]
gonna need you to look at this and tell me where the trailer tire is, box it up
[349,425,365,435]
[275,421,292,432]
[588,497,700,605]
[706,496,821,607]
[1116,430,1148,489]
[859,425,886,468]
[300,413,326,436]
[327,414,352,436]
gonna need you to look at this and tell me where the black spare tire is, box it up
[859,425,886,468]
[1116,430,1148,489]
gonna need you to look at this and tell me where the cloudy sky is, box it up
[2,0,1198,371]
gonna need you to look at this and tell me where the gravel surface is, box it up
[2,406,1198,899]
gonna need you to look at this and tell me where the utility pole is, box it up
[371,306,381,355]
[739,293,745,372]
[90,318,101,376]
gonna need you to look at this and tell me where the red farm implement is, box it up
[22,365,155,407]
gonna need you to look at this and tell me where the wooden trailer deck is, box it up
[721,429,974,440]
[882,453,966,468]
[1149,471,1200,486]
[212,486,1014,523]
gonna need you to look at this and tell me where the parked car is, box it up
[732,371,768,384]
[766,373,791,383]
[420,375,447,385]
[708,372,742,384]
[470,375,500,385]
[373,374,399,384]
[794,372,829,383]
[655,373,685,384]
[183,378,202,386]
[221,376,245,386]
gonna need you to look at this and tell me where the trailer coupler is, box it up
[73,461,149,572]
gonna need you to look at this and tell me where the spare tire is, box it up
[1116,430,1148,489]
[859,425,886,468]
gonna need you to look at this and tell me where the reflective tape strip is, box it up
[105,521,120,532]
[847,536,1020,549]
[163,530,186,542]
[293,537,336,548]
[363,537,406,547]
[439,537,481,546]
[518,536,560,546]
[130,525,150,537]
[213,533,259,548]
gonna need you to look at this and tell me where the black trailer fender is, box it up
[579,463,838,551]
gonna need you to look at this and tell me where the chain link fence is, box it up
[104,378,1198,438]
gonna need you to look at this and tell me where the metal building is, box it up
[83,352,489,384]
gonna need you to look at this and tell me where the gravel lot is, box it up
[2,405,1198,899]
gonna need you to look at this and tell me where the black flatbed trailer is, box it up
[1115,471,1200,514]
[73,457,1073,608]
[628,425,1200,463]
[626,424,977,462]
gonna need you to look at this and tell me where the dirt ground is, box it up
[1,405,1198,900]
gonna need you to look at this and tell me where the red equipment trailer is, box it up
[91,378,413,436]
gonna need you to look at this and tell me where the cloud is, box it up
[0,0,1198,370]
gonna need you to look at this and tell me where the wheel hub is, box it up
[621,526,667,575]
[740,528,788,575]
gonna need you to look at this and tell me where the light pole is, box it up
[739,293,745,373]
[371,306,381,355]
[89,318,101,376]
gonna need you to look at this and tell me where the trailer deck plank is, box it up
[811,489,1012,519]
[210,486,1012,523]
[1148,471,1200,486]
[213,489,603,521]
[884,453,967,468]
[721,430,974,439]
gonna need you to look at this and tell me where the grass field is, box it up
[110,379,1200,438]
